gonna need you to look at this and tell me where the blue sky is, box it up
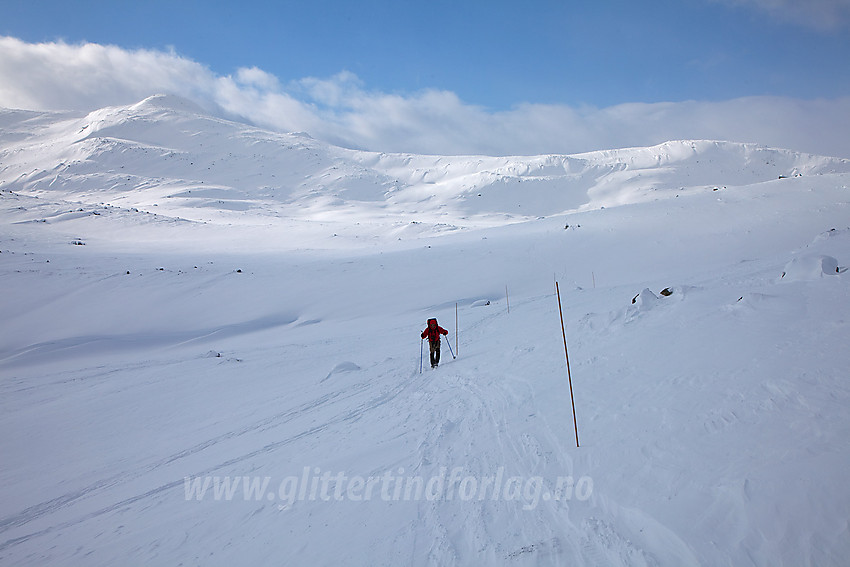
[1,0,849,156]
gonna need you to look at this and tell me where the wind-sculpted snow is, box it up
[1,96,850,565]
[781,254,841,281]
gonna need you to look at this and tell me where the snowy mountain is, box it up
[3,94,848,235]
[1,95,849,566]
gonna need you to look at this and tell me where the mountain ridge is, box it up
[2,95,849,237]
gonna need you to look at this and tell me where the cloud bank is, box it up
[1,36,848,158]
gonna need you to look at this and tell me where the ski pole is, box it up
[443,335,456,359]
[420,338,424,373]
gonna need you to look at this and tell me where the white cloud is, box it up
[1,36,848,159]
[235,67,281,91]
[0,36,212,111]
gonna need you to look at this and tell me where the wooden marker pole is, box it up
[455,302,459,356]
[556,281,580,447]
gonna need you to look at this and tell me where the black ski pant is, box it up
[429,340,441,367]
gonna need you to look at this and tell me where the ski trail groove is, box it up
[0,366,434,553]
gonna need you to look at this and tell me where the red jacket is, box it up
[421,318,448,343]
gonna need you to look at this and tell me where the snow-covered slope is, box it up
[3,94,848,237]
[1,96,849,566]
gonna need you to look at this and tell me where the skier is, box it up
[421,318,449,368]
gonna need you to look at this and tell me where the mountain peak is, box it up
[129,94,209,115]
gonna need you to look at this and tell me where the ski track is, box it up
[0,300,593,565]
[0,360,429,554]
[5,268,847,565]
[4,256,849,565]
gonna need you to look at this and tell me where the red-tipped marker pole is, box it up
[556,282,580,448]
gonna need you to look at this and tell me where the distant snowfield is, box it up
[1,95,849,565]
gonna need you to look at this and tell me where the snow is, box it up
[781,254,841,281]
[1,95,850,566]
